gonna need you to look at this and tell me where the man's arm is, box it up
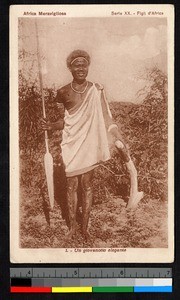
[41,87,65,131]
[96,83,130,162]
[95,83,118,132]
[41,88,64,130]
[52,119,64,130]
[41,118,64,131]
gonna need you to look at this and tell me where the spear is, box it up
[35,20,54,210]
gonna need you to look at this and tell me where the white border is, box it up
[10,4,174,263]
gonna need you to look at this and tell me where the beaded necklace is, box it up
[70,81,88,94]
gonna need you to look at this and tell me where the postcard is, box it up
[10,4,174,263]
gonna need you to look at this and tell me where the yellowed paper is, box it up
[10,4,174,263]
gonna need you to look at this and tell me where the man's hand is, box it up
[40,118,52,131]
[40,118,64,131]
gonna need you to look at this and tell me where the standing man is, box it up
[42,49,143,240]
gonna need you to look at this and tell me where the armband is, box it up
[108,124,118,132]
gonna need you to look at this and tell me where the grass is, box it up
[20,186,167,249]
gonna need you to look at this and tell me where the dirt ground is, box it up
[20,188,168,249]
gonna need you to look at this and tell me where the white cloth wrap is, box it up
[61,83,111,176]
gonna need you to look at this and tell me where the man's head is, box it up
[66,50,90,82]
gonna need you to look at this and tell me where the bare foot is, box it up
[127,191,144,209]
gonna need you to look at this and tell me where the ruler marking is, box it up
[10,267,173,282]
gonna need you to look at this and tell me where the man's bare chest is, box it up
[63,92,85,111]
[62,83,93,112]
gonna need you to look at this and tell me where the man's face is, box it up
[70,58,89,82]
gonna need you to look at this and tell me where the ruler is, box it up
[10,268,172,293]
[11,267,172,278]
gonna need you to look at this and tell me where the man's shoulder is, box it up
[94,82,104,90]
[57,83,71,95]
[56,84,71,103]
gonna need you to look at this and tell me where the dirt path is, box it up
[20,191,168,249]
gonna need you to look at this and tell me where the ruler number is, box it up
[120,270,124,276]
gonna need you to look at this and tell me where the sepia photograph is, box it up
[10,4,174,263]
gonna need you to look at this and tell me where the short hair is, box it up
[66,50,91,69]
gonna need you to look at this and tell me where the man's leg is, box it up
[81,170,94,240]
[66,176,78,238]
